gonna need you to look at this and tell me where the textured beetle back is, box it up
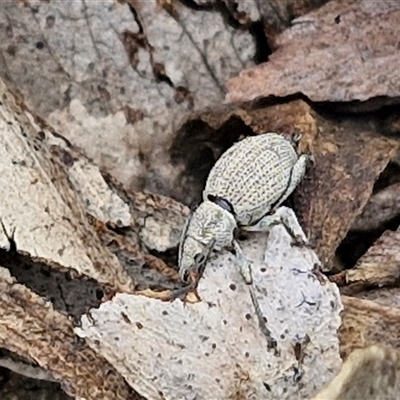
[204,133,299,226]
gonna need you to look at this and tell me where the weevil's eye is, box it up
[182,269,190,283]
[194,253,207,265]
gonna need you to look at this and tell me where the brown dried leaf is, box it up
[356,287,400,309]
[293,118,399,269]
[226,0,400,105]
[311,345,400,400]
[337,230,400,295]
[0,267,140,400]
[339,296,400,359]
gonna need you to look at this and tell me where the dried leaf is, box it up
[0,79,135,292]
[0,0,255,195]
[311,345,400,400]
[76,207,342,400]
[339,296,400,359]
[227,0,400,105]
[337,230,400,295]
[0,267,139,400]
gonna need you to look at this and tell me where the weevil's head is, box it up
[178,200,237,284]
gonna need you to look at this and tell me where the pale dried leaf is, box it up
[76,207,342,400]
[0,0,254,194]
[0,78,134,292]
[227,0,400,105]
[311,345,400,400]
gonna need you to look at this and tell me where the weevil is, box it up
[178,132,310,286]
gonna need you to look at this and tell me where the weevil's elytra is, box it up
[178,132,310,285]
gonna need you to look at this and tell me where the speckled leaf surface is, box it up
[76,207,342,400]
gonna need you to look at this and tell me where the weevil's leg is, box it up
[232,239,252,284]
[242,207,309,247]
[242,213,283,232]
[273,153,309,211]
[289,130,302,147]
[277,206,309,247]
[248,286,279,352]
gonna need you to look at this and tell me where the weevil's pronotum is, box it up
[178,132,310,286]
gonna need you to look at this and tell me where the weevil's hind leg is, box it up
[232,240,253,284]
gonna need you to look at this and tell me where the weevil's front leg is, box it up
[232,239,253,284]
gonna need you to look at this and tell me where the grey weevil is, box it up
[178,132,310,286]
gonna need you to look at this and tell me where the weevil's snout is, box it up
[178,239,210,285]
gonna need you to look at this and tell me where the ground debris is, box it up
[311,345,400,400]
